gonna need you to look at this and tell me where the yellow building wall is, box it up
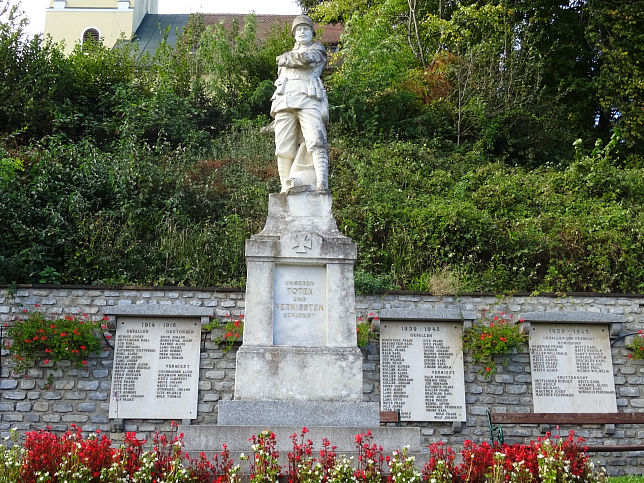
[52,1,128,7]
[45,10,134,54]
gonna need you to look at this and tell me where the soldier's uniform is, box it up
[270,16,329,192]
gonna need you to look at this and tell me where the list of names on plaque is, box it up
[380,322,466,421]
[109,317,201,419]
[273,265,326,346]
[530,323,616,413]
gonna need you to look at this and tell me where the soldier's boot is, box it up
[277,156,293,192]
[312,149,329,192]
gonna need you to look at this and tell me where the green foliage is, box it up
[587,0,644,164]
[205,316,244,353]
[317,0,640,165]
[6,312,104,375]
[354,269,398,295]
[0,6,641,294]
[626,331,644,361]
[330,134,643,293]
[0,5,66,141]
[356,316,377,348]
[0,140,24,181]
[462,312,528,377]
[0,127,274,286]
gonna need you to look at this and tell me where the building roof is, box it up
[133,13,343,57]
[134,14,190,56]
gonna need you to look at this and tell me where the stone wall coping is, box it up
[102,306,214,317]
[521,311,625,324]
[2,284,642,298]
[0,284,241,293]
[378,308,476,321]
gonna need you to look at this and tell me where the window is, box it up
[82,28,100,45]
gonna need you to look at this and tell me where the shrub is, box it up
[462,311,527,377]
[0,427,608,482]
[5,311,105,378]
[626,331,644,360]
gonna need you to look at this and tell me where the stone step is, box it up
[180,425,422,454]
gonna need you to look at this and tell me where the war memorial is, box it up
[1,14,644,479]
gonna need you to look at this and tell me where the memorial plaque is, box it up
[109,317,201,419]
[273,265,326,346]
[380,322,466,421]
[530,324,616,413]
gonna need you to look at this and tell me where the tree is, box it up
[0,4,66,141]
[587,0,644,164]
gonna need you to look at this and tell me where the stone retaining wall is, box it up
[1,286,643,476]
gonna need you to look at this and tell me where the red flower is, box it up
[500,337,506,342]
[486,367,491,372]
[82,360,88,365]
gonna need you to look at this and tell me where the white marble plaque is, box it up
[380,322,466,421]
[109,317,201,419]
[530,324,616,412]
[273,265,326,346]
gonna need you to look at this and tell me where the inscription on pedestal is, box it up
[109,317,201,419]
[530,324,616,412]
[380,322,466,421]
[273,265,326,346]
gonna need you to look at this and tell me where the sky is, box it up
[9,0,302,37]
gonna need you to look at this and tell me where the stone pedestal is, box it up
[218,190,376,426]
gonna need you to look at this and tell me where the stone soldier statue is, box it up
[270,15,329,192]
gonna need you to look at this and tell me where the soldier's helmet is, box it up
[291,15,315,35]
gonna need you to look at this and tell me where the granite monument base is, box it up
[217,400,379,427]
[233,346,363,401]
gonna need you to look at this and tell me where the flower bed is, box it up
[0,425,607,482]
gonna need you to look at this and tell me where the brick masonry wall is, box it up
[1,286,643,475]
